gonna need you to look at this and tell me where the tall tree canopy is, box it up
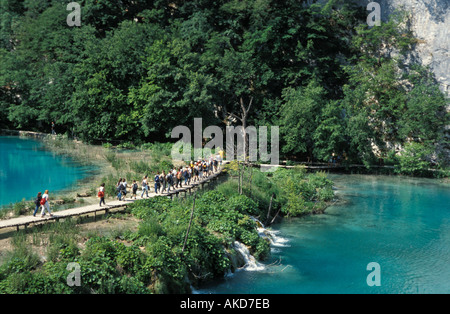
[0,0,448,165]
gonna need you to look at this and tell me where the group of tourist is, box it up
[31,155,223,216]
[98,155,223,207]
[328,152,347,167]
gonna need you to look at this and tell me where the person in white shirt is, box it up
[141,176,148,198]
[40,190,53,218]
[98,183,105,206]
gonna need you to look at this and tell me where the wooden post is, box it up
[249,164,253,198]
[269,205,282,226]
[182,193,196,253]
[238,161,241,194]
[265,193,274,226]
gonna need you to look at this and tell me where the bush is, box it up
[138,217,164,239]
[116,244,146,275]
[129,196,172,219]
[117,142,136,150]
[395,142,434,176]
[225,195,259,216]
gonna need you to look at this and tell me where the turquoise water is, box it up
[0,136,96,208]
[199,174,450,294]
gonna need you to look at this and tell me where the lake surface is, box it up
[0,136,96,208]
[198,174,450,294]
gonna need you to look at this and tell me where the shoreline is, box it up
[0,129,51,139]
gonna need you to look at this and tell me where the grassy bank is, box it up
[0,163,335,294]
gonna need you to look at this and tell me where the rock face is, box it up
[358,0,450,96]
[357,0,449,163]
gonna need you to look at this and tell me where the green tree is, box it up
[395,142,434,176]
[279,79,326,160]
[399,65,448,143]
[340,11,447,164]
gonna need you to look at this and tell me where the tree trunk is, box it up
[182,193,196,253]
[239,96,253,162]
[265,193,274,226]
[238,161,241,194]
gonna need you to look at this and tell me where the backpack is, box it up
[98,191,104,198]
[40,198,46,205]
[155,175,160,183]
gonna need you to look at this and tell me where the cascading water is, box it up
[231,241,265,271]
[251,217,290,252]
[231,217,290,272]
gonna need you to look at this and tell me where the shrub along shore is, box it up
[0,135,336,294]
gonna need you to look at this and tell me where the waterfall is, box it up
[230,217,290,272]
[251,217,290,250]
[231,241,265,271]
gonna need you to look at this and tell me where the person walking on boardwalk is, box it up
[177,168,183,188]
[121,178,128,201]
[184,167,190,186]
[172,168,178,188]
[33,192,42,217]
[160,171,166,193]
[154,172,160,194]
[131,180,138,199]
[198,161,203,179]
[166,171,173,192]
[116,178,123,200]
[194,164,199,182]
[141,176,148,198]
[98,183,106,207]
[40,190,53,218]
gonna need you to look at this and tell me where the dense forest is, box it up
[1,0,448,169]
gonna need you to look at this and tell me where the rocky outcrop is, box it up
[358,0,450,96]
[356,0,449,163]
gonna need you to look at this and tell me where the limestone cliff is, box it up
[356,0,449,162]
[358,0,449,96]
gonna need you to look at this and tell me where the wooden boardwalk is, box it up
[0,168,225,232]
[258,163,395,170]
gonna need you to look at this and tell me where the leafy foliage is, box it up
[1,0,447,168]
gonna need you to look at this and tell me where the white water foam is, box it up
[252,217,290,249]
[232,241,265,271]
